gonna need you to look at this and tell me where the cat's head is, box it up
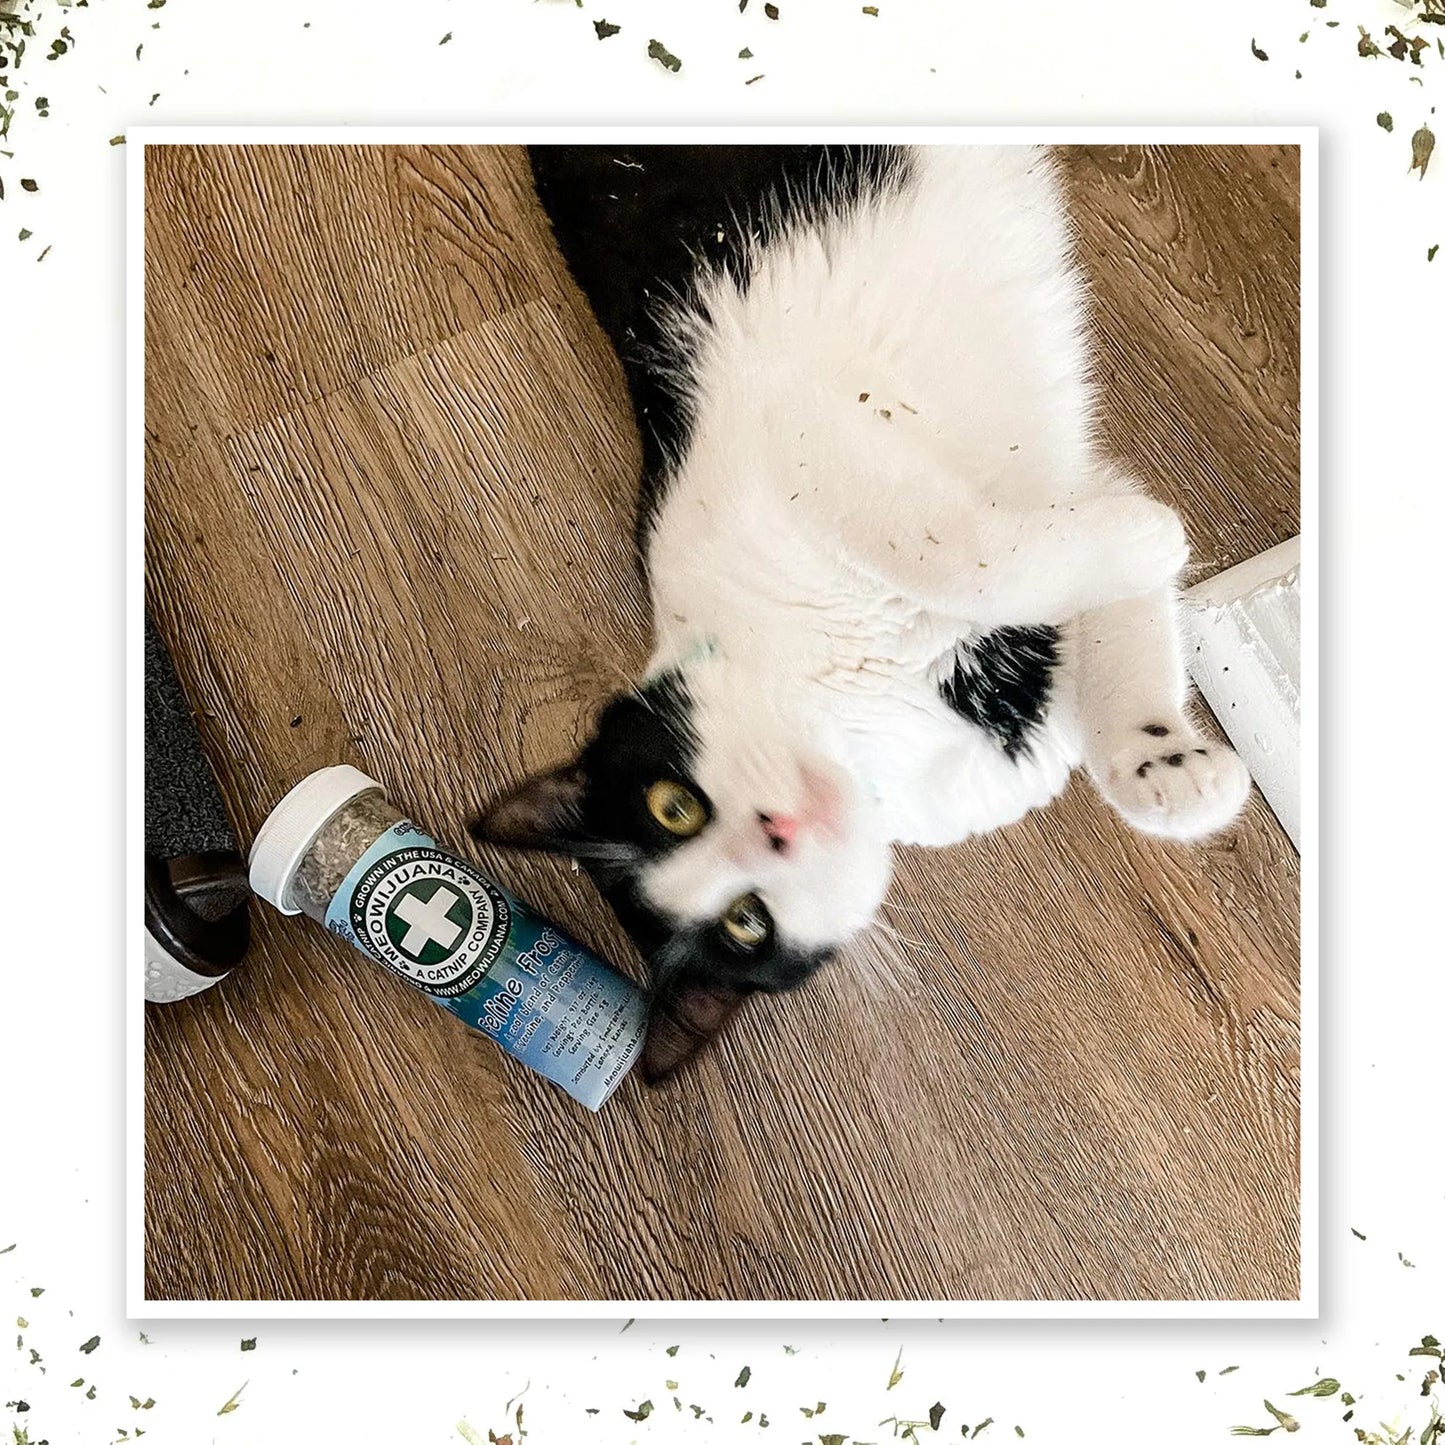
[471,666,893,1078]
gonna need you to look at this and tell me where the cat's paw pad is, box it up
[1095,724,1251,841]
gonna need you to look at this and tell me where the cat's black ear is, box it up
[470,764,589,854]
[641,973,752,1085]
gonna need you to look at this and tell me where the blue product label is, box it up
[324,822,645,1110]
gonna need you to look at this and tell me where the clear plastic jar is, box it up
[249,765,645,1110]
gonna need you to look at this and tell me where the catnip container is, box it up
[248,765,646,1111]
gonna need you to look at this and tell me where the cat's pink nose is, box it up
[759,812,799,853]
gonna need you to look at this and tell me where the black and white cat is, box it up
[476,144,1251,1061]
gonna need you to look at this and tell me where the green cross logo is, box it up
[385,880,473,965]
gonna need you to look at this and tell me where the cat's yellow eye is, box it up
[646,779,707,837]
[721,893,771,949]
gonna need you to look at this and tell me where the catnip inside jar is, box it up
[248,765,646,1110]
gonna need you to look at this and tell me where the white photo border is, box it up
[125,122,1318,1322]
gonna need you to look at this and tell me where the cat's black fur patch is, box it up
[575,671,703,857]
[939,625,1061,759]
[527,144,913,555]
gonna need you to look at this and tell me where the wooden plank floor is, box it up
[143,143,1300,1303]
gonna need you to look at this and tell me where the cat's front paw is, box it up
[1103,496,1189,595]
[1061,496,1188,610]
[1092,722,1250,841]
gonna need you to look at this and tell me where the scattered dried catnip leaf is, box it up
[1197,1370,1208,1383]
[20,176,36,190]
[1430,244,1440,261]
[1358,26,1383,57]
[240,1338,256,1352]
[745,73,764,83]
[738,46,753,57]
[1288,1379,1339,1396]
[109,133,124,145]
[438,30,451,44]
[623,1400,654,1421]
[1379,112,1395,131]
[863,4,879,12]
[1409,125,1435,179]
[594,19,620,39]
[1262,1400,1299,1431]
[666,1345,680,1356]
[28,1289,42,1298]
[764,2,779,15]
[929,1402,946,1429]
[647,38,681,71]
[1251,38,1269,60]
[1221,1366,1241,1376]
[217,1383,246,1416]
[887,1350,904,1390]
[1351,1228,1366,1240]
[1385,23,1428,63]
[79,1336,100,1354]
[735,1366,751,1388]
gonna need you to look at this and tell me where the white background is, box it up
[2,0,1440,1441]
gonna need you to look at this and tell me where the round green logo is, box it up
[383,878,474,967]
[349,847,510,997]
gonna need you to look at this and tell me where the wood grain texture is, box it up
[143,143,1300,1302]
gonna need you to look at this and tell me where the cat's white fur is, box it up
[637,146,1250,951]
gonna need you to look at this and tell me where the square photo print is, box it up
[135,132,1308,1311]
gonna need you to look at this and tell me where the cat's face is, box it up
[472,668,893,1073]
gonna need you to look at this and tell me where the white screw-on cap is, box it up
[248,764,381,914]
